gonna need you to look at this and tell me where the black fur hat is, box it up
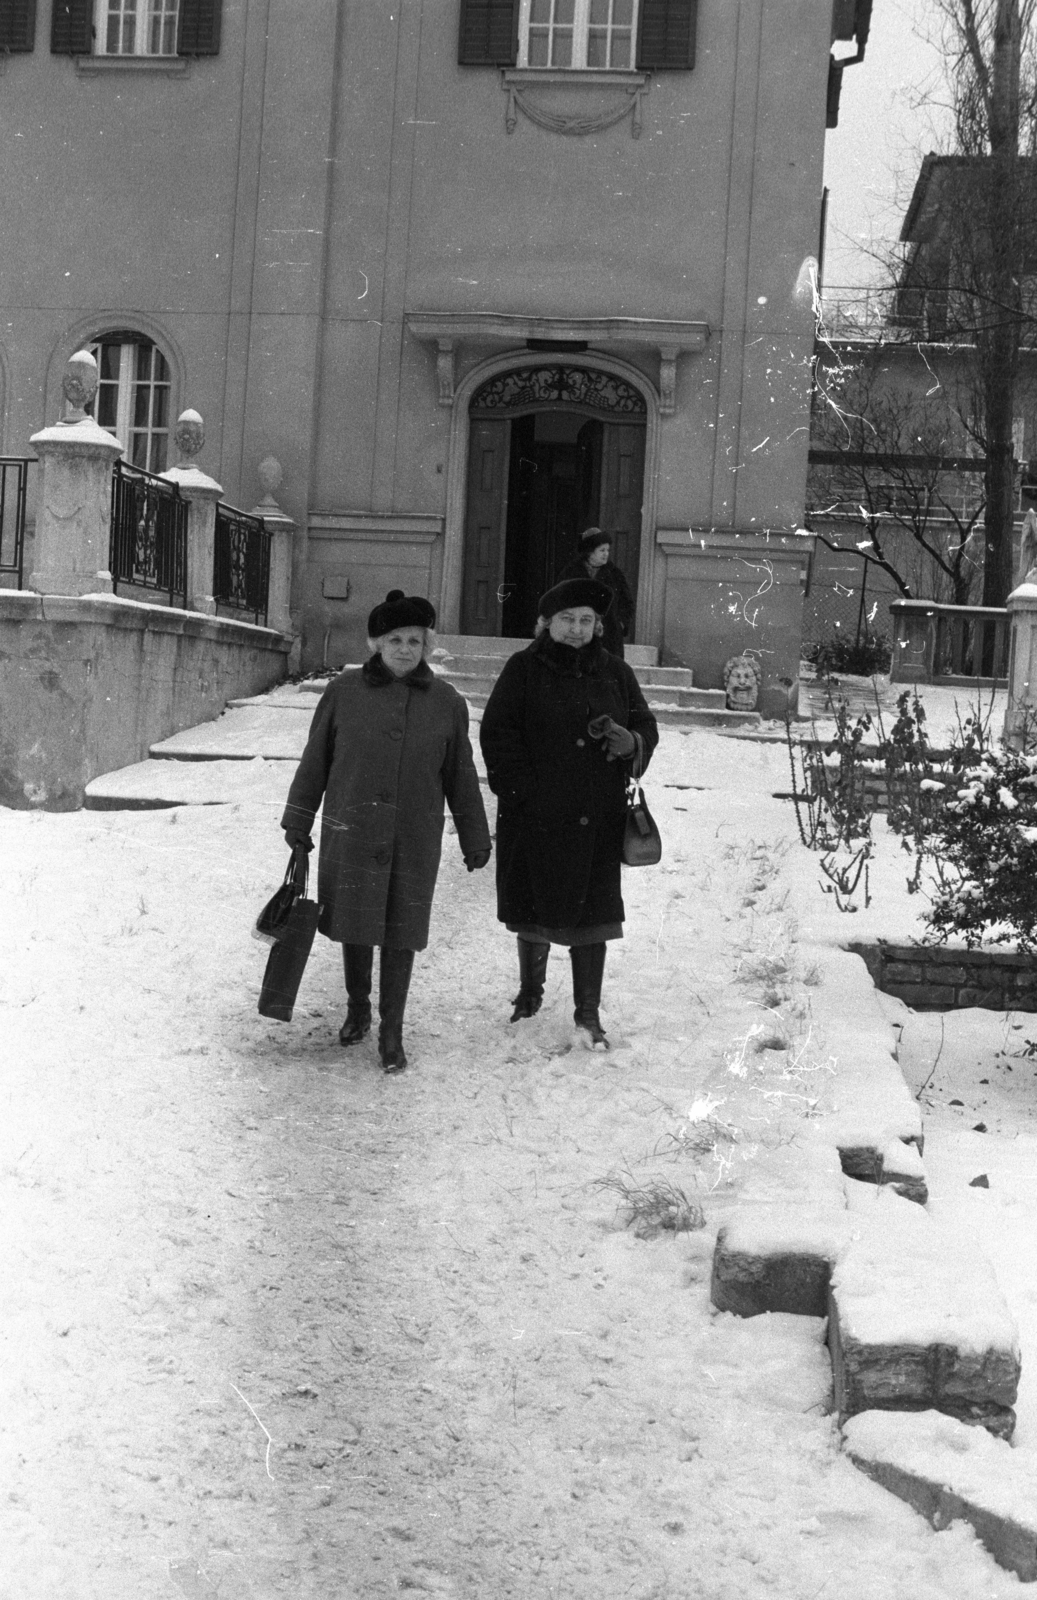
[577,526,611,553]
[367,588,436,637]
[537,578,613,619]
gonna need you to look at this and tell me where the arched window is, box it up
[89,332,172,472]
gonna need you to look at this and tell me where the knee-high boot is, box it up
[339,944,373,1046]
[570,942,608,1049]
[511,937,549,1022]
[378,947,415,1073]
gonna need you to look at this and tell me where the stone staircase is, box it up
[433,634,760,730]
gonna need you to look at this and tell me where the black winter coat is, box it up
[479,633,658,931]
[555,557,635,657]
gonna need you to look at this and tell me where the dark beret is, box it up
[367,589,436,636]
[537,578,613,618]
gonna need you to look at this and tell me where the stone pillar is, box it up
[1003,578,1037,748]
[161,410,222,617]
[249,455,296,640]
[28,350,123,597]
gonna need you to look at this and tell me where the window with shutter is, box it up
[458,0,518,66]
[635,0,696,71]
[50,0,92,53]
[0,0,37,51]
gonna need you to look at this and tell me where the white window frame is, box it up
[517,0,640,71]
[97,0,179,58]
[90,337,173,474]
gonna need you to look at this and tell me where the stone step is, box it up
[436,632,659,667]
[843,1411,1037,1582]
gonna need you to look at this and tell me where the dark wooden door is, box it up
[599,422,646,628]
[461,419,510,636]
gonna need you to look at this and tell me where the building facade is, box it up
[0,0,868,713]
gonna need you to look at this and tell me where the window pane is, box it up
[130,433,148,469]
[587,29,607,65]
[555,0,574,21]
[528,28,549,64]
[614,0,633,22]
[96,388,118,429]
[530,0,551,19]
[151,385,170,431]
[610,30,631,66]
[99,345,121,382]
[550,29,572,65]
[589,0,608,20]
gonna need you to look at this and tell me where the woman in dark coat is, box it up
[479,578,659,1049]
[281,590,491,1072]
[556,527,635,658]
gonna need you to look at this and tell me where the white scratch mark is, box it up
[231,1383,275,1479]
[358,271,369,301]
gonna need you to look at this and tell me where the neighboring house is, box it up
[807,151,1037,650]
[0,0,870,699]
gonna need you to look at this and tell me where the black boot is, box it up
[378,947,415,1073]
[339,944,373,1046]
[570,942,608,1049]
[511,938,549,1022]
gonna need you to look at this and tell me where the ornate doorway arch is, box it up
[440,351,661,638]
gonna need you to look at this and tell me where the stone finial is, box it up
[256,454,284,509]
[62,349,99,422]
[174,409,205,466]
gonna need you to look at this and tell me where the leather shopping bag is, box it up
[254,843,310,945]
[622,781,662,866]
[257,847,320,1021]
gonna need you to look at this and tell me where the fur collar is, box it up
[530,632,607,677]
[362,654,433,690]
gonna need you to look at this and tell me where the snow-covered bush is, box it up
[925,746,1037,952]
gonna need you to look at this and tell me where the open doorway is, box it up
[460,391,645,638]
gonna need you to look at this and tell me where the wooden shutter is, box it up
[636,0,696,70]
[461,420,510,636]
[177,0,221,56]
[457,0,517,66]
[0,0,36,50]
[50,0,91,53]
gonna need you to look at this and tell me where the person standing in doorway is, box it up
[556,527,634,658]
[281,590,491,1073]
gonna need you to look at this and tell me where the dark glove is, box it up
[587,715,636,762]
[284,828,314,853]
[465,849,491,872]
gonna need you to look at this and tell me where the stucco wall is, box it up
[0,593,289,811]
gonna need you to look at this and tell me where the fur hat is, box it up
[577,526,611,553]
[537,577,613,619]
[367,589,436,637]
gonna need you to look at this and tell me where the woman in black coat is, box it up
[555,527,635,658]
[479,578,659,1049]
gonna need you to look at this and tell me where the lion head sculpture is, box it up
[722,654,762,711]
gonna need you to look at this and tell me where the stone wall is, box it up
[848,940,1037,1013]
[0,592,289,811]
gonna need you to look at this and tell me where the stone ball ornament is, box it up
[62,349,99,420]
[723,654,762,711]
[257,455,284,498]
[174,409,205,463]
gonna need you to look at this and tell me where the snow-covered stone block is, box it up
[711,1204,853,1317]
[830,1188,1020,1439]
[843,1410,1037,1581]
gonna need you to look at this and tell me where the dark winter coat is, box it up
[281,657,491,950]
[555,557,635,657]
[479,633,658,931]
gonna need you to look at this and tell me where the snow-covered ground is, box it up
[2,695,1036,1599]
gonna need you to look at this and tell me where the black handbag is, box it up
[257,846,320,1022]
[622,735,662,867]
[254,844,309,945]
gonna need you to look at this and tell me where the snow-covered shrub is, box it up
[925,746,1037,952]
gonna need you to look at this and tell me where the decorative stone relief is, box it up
[723,655,762,711]
[62,350,99,422]
[174,409,205,465]
[501,70,649,139]
[470,364,647,416]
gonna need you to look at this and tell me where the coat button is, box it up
[576,738,586,747]
[389,730,403,740]
[579,816,589,825]
[374,848,390,865]
[379,790,392,803]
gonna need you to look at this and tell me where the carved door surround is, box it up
[432,344,666,638]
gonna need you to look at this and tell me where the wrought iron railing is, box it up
[890,599,1010,686]
[0,457,32,588]
[214,504,270,626]
[109,460,188,606]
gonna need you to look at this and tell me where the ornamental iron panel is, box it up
[470,364,646,417]
[0,458,31,589]
[109,461,187,606]
[214,504,270,626]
